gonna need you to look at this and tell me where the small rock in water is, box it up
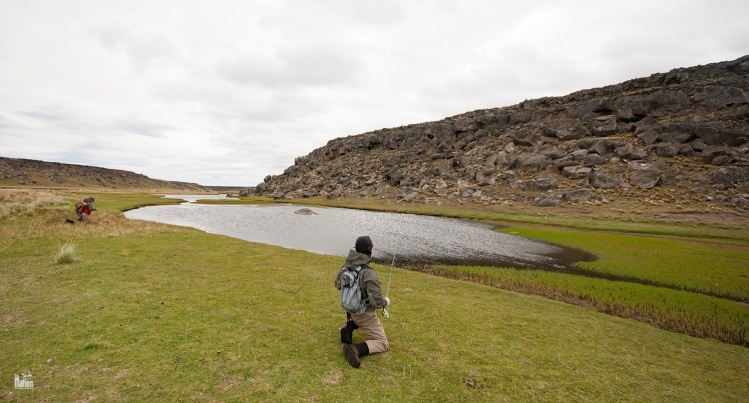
[294,208,317,215]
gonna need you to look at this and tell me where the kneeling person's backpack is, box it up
[340,266,367,315]
[75,201,86,215]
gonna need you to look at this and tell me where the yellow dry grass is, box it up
[0,189,173,251]
[0,188,68,219]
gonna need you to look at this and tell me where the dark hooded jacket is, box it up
[335,249,388,312]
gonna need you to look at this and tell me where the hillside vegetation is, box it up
[0,157,210,192]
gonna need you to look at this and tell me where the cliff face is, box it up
[256,56,749,214]
[0,157,210,192]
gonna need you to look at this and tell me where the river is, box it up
[124,195,593,270]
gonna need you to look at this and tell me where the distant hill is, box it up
[255,55,749,219]
[204,185,246,193]
[0,157,210,192]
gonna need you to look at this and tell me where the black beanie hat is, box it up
[355,236,373,255]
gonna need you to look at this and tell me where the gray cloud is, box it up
[91,22,176,72]
[216,45,365,89]
[0,0,746,185]
[15,105,173,138]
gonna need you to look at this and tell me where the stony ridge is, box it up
[0,157,209,192]
[255,56,749,215]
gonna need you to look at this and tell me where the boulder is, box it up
[590,171,621,189]
[538,194,562,207]
[516,153,551,167]
[513,129,540,146]
[635,116,662,134]
[627,161,653,171]
[644,90,690,116]
[476,170,496,186]
[574,98,614,119]
[530,178,557,191]
[571,149,588,161]
[563,189,596,203]
[637,130,661,145]
[386,168,405,185]
[494,151,517,168]
[701,147,729,164]
[678,144,695,156]
[691,86,749,110]
[615,143,646,160]
[711,155,735,165]
[694,124,749,147]
[591,115,617,136]
[397,188,419,201]
[561,166,592,179]
[509,111,532,125]
[655,142,681,157]
[543,119,586,140]
[583,154,609,167]
[658,132,693,143]
[713,167,749,189]
[631,169,664,189]
[732,194,749,207]
[587,139,616,156]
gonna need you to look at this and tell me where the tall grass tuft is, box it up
[55,242,77,265]
[0,189,68,219]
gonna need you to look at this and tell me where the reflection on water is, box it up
[125,197,592,270]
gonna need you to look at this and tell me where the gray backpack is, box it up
[340,266,367,315]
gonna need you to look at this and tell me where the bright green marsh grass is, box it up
[2,190,749,401]
[67,192,185,212]
[419,226,749,345]
[503,227,749,301]
[419,264,749,346]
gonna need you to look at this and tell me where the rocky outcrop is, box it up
[256,56,749,212]
[0,157,209,191]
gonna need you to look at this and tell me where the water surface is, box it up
[125,196,592,270]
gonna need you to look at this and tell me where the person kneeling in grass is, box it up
[77,196,96,223]
[335,236,391,368]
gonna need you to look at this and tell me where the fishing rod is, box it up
[382,249,395,319]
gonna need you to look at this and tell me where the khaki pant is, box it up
[77,213,90,223]
[351,310,389,353]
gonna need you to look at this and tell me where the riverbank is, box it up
[2,189,748,400]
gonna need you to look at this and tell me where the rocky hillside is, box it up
[256,56,749,217]
[0,157,210,192]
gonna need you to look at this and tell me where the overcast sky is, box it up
[1,1,747,186]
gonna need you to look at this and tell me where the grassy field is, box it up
[203,195,749,345]
[2,190,749,401]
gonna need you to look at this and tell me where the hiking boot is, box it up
[65,219,75,224]
[343,344,360,368]
[340,325,351,344]
[340,320,358,344]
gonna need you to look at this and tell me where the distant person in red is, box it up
[76,196,96,223]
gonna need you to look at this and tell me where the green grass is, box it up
[415,263,748,346]
[503,227,749,301]
[54,242,77,265]
[67,192,184,212]
[2,190,749,401]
